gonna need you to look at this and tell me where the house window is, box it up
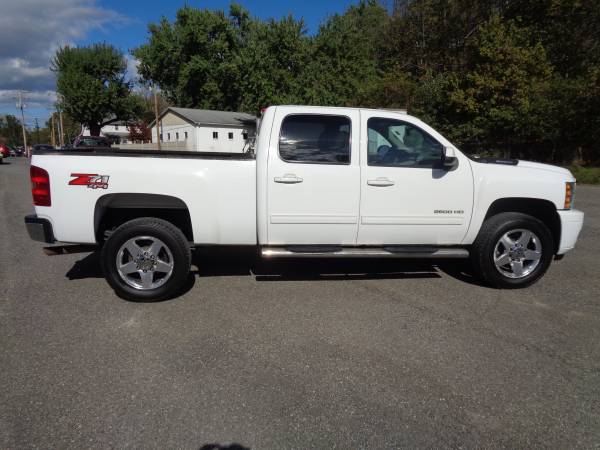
[242,131,248,140]
[160,133,163,141]
[176,132,179,140]
[228,132,234,140]
[184,132,188,139]
[167,133,170,141]
[213,132,218,140]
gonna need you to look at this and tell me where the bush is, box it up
[569,166,600,185]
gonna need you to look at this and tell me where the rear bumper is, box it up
[24,215,55,243]
[557,209,584,255]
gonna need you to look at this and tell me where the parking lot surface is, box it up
[1,156,600,449]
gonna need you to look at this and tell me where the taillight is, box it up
[30,165,51,206]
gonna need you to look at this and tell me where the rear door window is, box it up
[279,114,351,164]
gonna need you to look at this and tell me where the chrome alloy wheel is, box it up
[116,236,174,290]
[493,229,542,279]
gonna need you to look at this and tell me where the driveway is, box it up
[1,157,599,448]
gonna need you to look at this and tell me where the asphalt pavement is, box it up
[1,156,599,449]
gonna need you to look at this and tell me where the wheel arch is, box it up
[94,193,194,243]
[483,197,560,253]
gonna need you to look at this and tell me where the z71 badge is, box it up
[69,173,110,189]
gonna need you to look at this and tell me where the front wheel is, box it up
[471,212,554,289]
[101,217,191,301]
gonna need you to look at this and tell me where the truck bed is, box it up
[30,148,257,245]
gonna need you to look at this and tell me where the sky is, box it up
[0,0,362,128]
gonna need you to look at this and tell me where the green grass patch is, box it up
[569,166,600,185]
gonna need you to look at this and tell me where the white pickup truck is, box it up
[25,106,584,300]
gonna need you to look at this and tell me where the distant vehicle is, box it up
[33,144,55,152]
[0,143,10,160]
[0,151,3,164]
[9,147,16,157]
[72,135,111,148]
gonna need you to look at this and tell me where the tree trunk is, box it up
[89,123,101,136]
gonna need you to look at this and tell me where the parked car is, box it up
[0,151,3,164]
[24,105,584,301]
[33,144,55,152]
[72,135,111,148]
[0,143,10,160]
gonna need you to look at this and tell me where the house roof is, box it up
[152,107,256,128]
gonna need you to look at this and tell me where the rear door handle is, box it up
[367,177,395,187]
[274,174,303,184]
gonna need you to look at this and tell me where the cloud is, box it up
[125,54,141,84]
[0,0,126,115]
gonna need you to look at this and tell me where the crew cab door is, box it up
[357,111,473,245]
[266,108,360,245]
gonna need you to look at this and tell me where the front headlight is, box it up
[564,182,575,209]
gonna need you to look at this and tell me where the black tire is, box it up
[101,217,191,301]
[471,212,554,289]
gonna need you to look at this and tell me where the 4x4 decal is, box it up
[69,173,110,189]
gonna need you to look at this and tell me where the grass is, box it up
[568,166,600,185]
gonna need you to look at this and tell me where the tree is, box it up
[130,87,171,124]
[446,14,555,157]
[0,115,26,146]
[51,43,141,136]
[306,0,387,106]
[127,122,152,143]
[134,6,248,110]
[132,0,600,164]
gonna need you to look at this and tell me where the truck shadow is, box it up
[65,247,487,293]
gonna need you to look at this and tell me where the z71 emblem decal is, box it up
[69,173,110,189]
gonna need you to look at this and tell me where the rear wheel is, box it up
[471,212,554,289]
[101,217,191,301]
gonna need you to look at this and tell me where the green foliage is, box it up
[0,115,25,146]
[51,43,141,135]
[568,166,600,185]
[131,0,599,163]
[134,1,385,113]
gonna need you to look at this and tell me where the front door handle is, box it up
[367,177,395,187]
[274,174,303,184]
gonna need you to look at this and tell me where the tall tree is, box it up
[51,43,141,136]
[0,115,26,146]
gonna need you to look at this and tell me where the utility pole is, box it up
[153,85,161,150]
[59,108,65,147]
[34,118,40,144]
[50,112,56,147]
[16,90,28,157]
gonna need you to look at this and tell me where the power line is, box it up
[15,90,29,156]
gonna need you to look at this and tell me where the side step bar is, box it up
[262,246,469,259]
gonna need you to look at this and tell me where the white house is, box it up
[150,107,257,153]
[82,119,132,144]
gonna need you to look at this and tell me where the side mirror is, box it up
[442,146,459,170]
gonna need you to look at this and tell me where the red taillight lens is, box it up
[30,165,51,206]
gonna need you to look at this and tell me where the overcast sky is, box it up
[0,0,358,128]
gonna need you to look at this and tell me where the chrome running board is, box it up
[261,246,469,259]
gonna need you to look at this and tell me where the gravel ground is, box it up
[1,156,599,449]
